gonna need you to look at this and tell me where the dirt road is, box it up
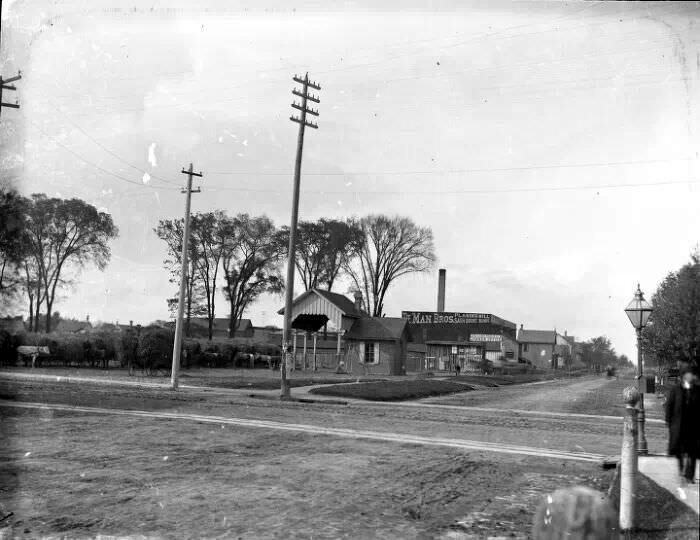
[0,373,676,538]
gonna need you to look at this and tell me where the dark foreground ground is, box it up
[1,405,613,539]
[0,373,696,538]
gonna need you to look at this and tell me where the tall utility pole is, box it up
[281,72,320,399]
[0,72,21,118]
[1,0,22,119]
[171,163,202,390]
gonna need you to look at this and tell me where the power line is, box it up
[200,177,700,196]
[39,97,182,187]
[21,114,180,191]
[207,156,698,177]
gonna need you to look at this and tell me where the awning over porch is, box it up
[291,314,330,333]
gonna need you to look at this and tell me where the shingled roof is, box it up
[278,289,367,318]
[518,329,556,344]
[345,317,408,341]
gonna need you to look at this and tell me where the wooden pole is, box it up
[281,73,320,398]
[171,163,201,390]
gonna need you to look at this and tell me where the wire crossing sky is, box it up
[1,0,699,358]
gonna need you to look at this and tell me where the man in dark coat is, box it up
[665,365,700,483]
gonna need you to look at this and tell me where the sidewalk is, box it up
[638,455,699,515]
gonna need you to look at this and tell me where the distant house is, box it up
[518,326,579,369]
[0,316,25,334]
[518,327,556,369]
[187,317,254,339]
[55,319,93,334]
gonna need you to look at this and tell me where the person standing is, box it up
[665,365,700,484]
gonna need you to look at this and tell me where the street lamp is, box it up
[624,283,654,455]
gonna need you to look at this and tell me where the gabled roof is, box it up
[345,317,407,341]
[278,289,367,318]
[56,320,93,333]
[518,329,556,344]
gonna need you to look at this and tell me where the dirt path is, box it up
[0,400,605,463]
[0,376,669,457]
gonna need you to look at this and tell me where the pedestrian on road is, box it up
[665,364,700,484]
[455,364,461,377]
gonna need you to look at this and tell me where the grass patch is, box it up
[308,379,473,401]
[181,375,384,390]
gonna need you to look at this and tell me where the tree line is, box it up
[0,188,119,333]
[642,251,700,371]
[155,212,435,340]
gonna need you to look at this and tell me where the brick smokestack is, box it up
[437,268,446,312]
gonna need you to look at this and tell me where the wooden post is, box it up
[336,330,341,369]
[303,332,308,371]
[313,332,318,371]
[292,330,297,372]
[620,385,639,532]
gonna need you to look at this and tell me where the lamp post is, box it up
[624,283,654,455]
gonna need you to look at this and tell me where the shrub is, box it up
[183,340,202,368]
[120,329,139,369]
[137,327,174,372]
[0,330,19,366]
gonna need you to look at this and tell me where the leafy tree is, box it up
[344,215,435,317]
[0,188,28,312]
[155,218,207,337]
[24,195,118,333]
[580,336,622,371]
[642,252,700,370]
[221,214,284,337]
[280,218,364,292]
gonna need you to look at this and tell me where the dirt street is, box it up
[0,373,673,538]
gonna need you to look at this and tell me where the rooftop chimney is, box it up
[354,291,363,311]
[437,268,446,312]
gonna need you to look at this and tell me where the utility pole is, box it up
[0,71,21,118]
[171,163,202,390]
[281,72,320,399]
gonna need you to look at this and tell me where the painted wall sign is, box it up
[401,311,492,324]
[470,334,502,342]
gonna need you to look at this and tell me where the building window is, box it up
[362,342,379,364]
[505,350,514,359]
[523,343,529,353]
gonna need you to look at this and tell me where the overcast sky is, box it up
[2,1,699,359]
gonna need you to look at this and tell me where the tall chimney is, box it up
[354,290,363,312]
[437,268,446,312]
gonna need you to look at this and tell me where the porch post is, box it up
[303,332,308,371]
[292,330,297,372]
[313,332,318,371]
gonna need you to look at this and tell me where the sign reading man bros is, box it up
[401,311,492,325]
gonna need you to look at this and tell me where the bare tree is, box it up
[344,215,435,317]
[221,214,284,337]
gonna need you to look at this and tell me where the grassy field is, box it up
[0,403,615,539]
[309,379,474,401]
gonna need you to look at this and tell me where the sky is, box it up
[1,0,700,359]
